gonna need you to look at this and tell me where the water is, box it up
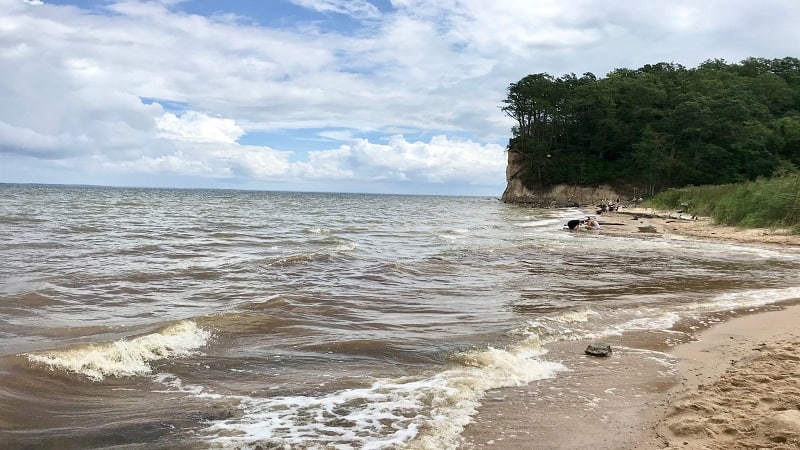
[1,184,798,449]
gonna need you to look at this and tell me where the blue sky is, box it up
[2,0,799,195]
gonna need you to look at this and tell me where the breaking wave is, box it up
[202,339,565,450]
[25,320,210,381]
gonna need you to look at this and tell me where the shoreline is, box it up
[459,208,800,449]
[596,207,800,248]
[640,303,800,449]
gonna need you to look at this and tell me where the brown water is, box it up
[1,184,798,449]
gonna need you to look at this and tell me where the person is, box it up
[586,217,601,230]
[567,219,582,230]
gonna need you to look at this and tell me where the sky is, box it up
[1,0,799,196]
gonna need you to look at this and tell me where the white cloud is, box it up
[290,0,381,19]
[224,146,293,178]
[293,135,506,185]
[394,0,602,54]
[1,0,798,194]
[107,142,294,179]
[0,121,61,156]
[156,111,244,144]
[118,151,226,177]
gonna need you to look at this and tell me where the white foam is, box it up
[438,229,470,240]
[518,308,600,343]
[153,373,223,399]
[584,287,800,340]
[548,308,597,324]
[202,340,565,449]
[615,312,682,333]
[25,320,210,381]
[703,286,800,311]
[333,241,357,252]
[307,227,332,234]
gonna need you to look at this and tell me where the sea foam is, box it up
[25,320,210,381]
[203,341,565,450]
[704,286,800,311]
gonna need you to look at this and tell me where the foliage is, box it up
[502,57,800,191]
[643,173,800,233]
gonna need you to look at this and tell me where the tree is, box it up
[501,56,800,193]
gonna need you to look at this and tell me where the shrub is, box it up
[643,174,800,233]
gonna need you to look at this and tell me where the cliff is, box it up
[500,149,623,206]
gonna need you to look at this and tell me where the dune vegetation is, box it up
[643,173,800,233]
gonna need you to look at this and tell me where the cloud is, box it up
[90,134,505,191]
[108,143,293,180]
[156,111,244,144]
[293,135,506,185]
[1,0,798,194]
[0,121,62,157]
[290,0,381,19]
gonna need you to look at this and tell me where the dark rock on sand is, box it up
[585,343,613,357]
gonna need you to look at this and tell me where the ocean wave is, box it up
[520,286,800,346]
[201,340,564,450]
[333,241,358,252]
[260,254,315,266]
[24,320,210,381]
[438,228,471,240]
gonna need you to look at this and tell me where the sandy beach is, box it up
[646,305,800,449]
[599,207,800,248]
[459,208,800,450]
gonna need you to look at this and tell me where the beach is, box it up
[601,207,800,248]
[459,208,800,450]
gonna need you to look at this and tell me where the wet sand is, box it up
[459,208,800,449]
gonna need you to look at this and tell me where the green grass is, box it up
[643,174,800,233]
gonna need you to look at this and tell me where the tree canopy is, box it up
[502,57,800,195]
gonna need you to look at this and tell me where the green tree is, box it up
[501,56,800,194]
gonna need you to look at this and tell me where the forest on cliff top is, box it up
[502,57,800,195]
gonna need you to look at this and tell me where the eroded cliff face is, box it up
[500,149,536,203]
[500,149,623,206]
